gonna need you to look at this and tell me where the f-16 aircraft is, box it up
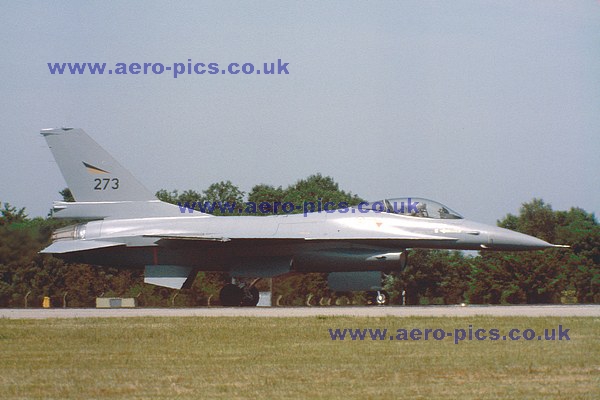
[40,128,566,306]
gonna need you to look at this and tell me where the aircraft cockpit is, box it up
[378,197,463,219]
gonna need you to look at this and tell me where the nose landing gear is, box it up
[366,290,389,306]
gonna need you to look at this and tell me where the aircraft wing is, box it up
[147,234,459,249]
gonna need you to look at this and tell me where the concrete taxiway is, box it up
[1,305,599,319]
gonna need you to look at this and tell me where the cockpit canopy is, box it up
[375,197,463,219]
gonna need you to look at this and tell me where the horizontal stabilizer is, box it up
[144,265,195,290]
[41,240,125,254]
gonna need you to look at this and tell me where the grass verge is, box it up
[0,316,598,399]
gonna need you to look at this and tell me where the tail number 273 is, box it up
[94,178,120,190]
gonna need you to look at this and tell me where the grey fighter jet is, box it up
[40,128,567,306]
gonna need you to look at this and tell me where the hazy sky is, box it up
[1,1,599,224]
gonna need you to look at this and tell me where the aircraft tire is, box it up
[241,286,260,307]
[220,284,243,306]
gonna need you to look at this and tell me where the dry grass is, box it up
[0,316,598,399]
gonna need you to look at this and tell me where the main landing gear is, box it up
[219,279,260,307]
[366,290,390,306]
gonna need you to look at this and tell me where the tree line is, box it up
[1,174,598,307]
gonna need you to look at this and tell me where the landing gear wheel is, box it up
[241,286,260,307]
[376,290,389,305]
[366,290,390,306]
[220,284,243,306]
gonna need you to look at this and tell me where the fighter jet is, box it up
[40,128,567,306]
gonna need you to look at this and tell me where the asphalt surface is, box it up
[1,305,599,319]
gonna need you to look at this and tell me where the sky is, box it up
[1,1,599,225]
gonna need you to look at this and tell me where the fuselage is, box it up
[49,206,554,274]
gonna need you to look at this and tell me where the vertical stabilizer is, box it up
[41,128,155,202]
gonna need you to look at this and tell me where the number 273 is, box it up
[93,178,119,190]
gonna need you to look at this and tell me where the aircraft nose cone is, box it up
[488,227,553,250]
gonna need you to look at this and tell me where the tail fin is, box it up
[41,128,155,201]
[41,128,208,219]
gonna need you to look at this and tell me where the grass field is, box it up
[0,316,598,399]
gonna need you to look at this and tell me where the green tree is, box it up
[553,207,600,302]
[284,174,362,212]
[202,181,245,215]
[156,189,203,206]
[247,184,286,214]
[498,198,556,242]
[469,250,564,304]
[385,250,471,305]
[247,174,363,216]
[0,203,27,226]
[202,180,244,204]
[471,199,599,304]
[157,182,243,215]
[59,188,75,202]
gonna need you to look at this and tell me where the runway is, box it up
[1,305,599,319]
